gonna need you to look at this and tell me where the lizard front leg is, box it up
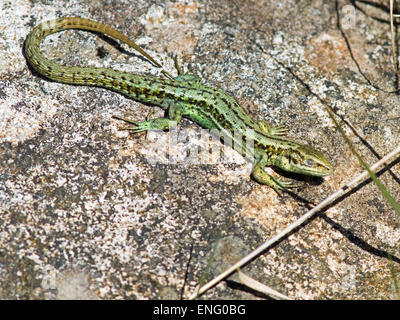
[251,157,294,194]
[257,120,288,137]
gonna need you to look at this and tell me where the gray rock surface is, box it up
[0,0,399,299]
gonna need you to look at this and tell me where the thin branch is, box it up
[189,144,400,299]
[390,0,398,74]
[237,269,291,300]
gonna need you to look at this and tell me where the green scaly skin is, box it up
[24,17,333,193]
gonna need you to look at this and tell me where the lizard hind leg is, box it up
[113,100,185,134]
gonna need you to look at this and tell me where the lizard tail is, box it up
[24,17,163,84]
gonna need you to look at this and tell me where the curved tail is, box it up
[24,17,165,84]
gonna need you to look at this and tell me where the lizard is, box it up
[24,17,333,193]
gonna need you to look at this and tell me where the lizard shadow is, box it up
[243,157,400,265]
[92,30,160,67]
[282,156,400,264]
[232,162,400,298]
[271,167,325,187]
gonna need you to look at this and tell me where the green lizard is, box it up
[24,17,333,193]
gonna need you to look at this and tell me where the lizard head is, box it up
[273,143,333,177]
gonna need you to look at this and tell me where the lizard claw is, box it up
[269,125,288,137]
[271,177,298,195]
[113,115,147,133]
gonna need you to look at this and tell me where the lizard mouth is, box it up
[304,163,333,177]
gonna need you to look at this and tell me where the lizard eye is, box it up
[305,159,314,167]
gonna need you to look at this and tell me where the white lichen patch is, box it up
[208,162,252,185]
[0,1,92,145]
[53,269,100,300]
[375,221,400,248]
[0,84,59,144]
[138,1,200,56]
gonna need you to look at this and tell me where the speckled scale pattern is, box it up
[24,17,333,192]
